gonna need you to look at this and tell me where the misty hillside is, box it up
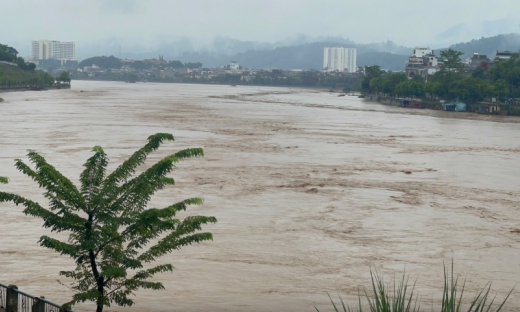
[179,41,411,71]
[434,19,519,47]
[77,33,520,72]
[193,33,520,70]
[447,33,520,58]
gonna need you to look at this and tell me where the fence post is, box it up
[6,285,18,312]
[31,296,45,312]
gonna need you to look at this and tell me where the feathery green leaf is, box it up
[0,133,215,312]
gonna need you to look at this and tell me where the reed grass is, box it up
[316,261,514,312]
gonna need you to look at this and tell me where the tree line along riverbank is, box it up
[365,94,520,116]
[360,50,520,115]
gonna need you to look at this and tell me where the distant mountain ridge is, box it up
[193,33,520,71]
[446,33,520,58]
[434,19,519,47]
[178,41,411,71]
[76,33,520,72]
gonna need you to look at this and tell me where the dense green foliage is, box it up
[78,56,123,69]
[57,71,71,84]
[0,133,217,312]
[0,43,51,87]
[78,55,202,70]
[365,50,520,102]
[438,49,464,86]
[489,55,520,96]
[0,44,16,63]
[0,63,54,87]
[317,262,513,312]
[362,66,385,93]
[0,43,36,71]
[204,71,361,89]
[78,65,362,90]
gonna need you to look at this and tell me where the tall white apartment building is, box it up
[32,40,76,60]
[323,47,357,73]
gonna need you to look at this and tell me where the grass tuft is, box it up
[316,261,514,312]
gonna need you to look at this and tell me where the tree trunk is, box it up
[96,304,103,312]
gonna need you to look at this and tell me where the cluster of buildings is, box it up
[74,56,363,87]
[79,59,317,80]
[405,47,518,79]
[27,40,362,81]
[404,47,440,78]
[25,39,519,85]
[28,40,77,69]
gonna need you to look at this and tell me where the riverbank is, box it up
[364,94,520,116]
[0,84,71,93]
[71,77,344,92]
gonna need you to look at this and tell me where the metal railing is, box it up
[0,283,6,309]
[0,283,72,312]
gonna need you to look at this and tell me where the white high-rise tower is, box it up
[32,40,76,60]
[323,47,357,73]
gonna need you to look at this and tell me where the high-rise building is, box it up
[323,47,357,73]
[32,40,76,60]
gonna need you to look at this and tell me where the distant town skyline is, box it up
[2,0,519,58]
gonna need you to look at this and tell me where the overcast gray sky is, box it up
[2,0,519,57]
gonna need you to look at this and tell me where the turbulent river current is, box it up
[0,81,519,311]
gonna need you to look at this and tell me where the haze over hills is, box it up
[448,33,520,58]
[73,33,520,71]
[173,33,520,71]
[433,18,519,47]
[176,41,411,71]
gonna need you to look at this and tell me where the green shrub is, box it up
[317,261,514,312]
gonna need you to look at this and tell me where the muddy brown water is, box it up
[0,81,519,311]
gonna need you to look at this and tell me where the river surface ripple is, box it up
[1,81,519,311]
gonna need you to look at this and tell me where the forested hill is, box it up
[447,33,520,58]
[179,41,410,71]
[78,56,122,69]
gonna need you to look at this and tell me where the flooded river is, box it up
[0,81,519,311]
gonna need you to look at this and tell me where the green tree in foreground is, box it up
[0,133,217,312]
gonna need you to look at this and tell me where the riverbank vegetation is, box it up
[0,43,35,71]
[195,70,362,90]
[0,43,70,88]
[0,63,55,87]
[77,67,363,90]
[318,262,513,312]
[362,49,520,104]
